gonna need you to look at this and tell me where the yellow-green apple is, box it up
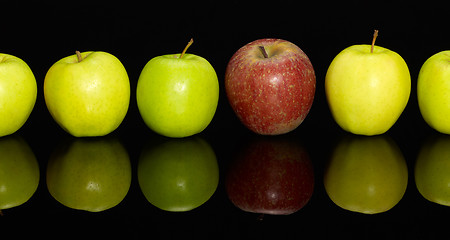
[226,136,314,215]
[225,38,315,135]
[136,39,219,138]
[417,50,450,134]
[325,31,411,136]
[138,137,219,212]
[415,135,450,206]
[0,135,39,213]
[324,135,408,214]
[44,51,130,137]
[0,53,37,137]
[46,137,131,212]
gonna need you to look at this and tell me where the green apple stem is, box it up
[179,38,194,59]
[259,46,269,58]
[371,30,379,53]
[76,51,83,62]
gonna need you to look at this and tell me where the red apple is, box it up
[225,136,314,215]
[225,38,316,135]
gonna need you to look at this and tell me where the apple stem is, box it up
[179,38,194,59]
[259,46,269,58]
[371,30,379,53]
[76,51,83,62]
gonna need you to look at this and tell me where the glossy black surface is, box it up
[1,1,449,238]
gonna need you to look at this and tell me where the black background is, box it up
[1,1,449,239]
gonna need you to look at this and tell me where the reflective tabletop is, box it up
[1,1,448,238]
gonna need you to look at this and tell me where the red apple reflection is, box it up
[226,136,314,215]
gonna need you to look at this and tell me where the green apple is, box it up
[417,50,450,134]
[44,51,130,137]
[138,137,219,212]
[325,31,411,135]
[136,39,219,138]
[324,135,408,214]
[46,137,131,212]
[0,53,37,137]
[0,135,39,213]
[415,135,450,206]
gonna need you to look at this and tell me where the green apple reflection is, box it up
[46,137,131,212]
[324,135,408,214]
[416,135,450,206]
[0,135,39,212]
[138,137,219,212]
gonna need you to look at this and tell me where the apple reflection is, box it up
[225,136,314,215]
[415,135,450,206]
[0,135,39,213]
[138,137,219,212]
[324,135,408,214]
[46,137,131,212]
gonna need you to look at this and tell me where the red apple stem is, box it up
[76,51,83,62]
[259,46,269,58]
[371,30,379,53]
[179,38,194,59]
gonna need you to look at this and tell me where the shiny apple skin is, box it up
[225,39,316,135]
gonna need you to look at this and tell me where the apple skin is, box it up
[46,137,132,212]
[0,53,37,137]
[137,53,219,138]
[44,51,130,137]
[324,135,408,214]
[0,135,39,211]
[415,135,450,206]
[225,136,314,215]
[417,50,450,134]
[138,137,219,212]
[325,45,411,136]
[225,38,316,135]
